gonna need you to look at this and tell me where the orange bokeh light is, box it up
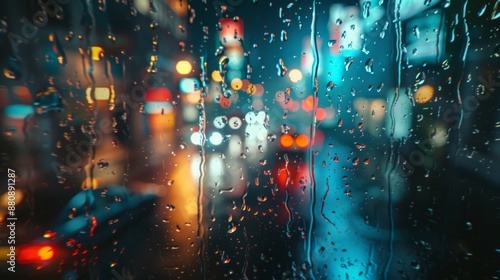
[302,96,314,112]
[413,85,434,104]
[295,134,309,148]
[280,134,294,148]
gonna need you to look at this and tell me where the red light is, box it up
[316,108,327,121]
[18,245,55,263]
[275,161,309,191]
[145,88,172,102]
[218,18,244,47]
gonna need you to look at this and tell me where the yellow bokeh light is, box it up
[0,190,24,207]
[90,46,103,61]
[289,69,303,83]
[211,70,222,82]
[230,78,243,90]
[246,84,257,95]
[81,177,99,190]
[413,85,434,104]
[38,246,54,261]
[176,60,192,75]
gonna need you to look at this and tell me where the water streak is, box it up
[307,0,319,277]
[454,0,469,150]
[320,178,336,228]
[242,226,249,279]
[283,154,292,237]
[197,55,208,279]
[383,0,402,279]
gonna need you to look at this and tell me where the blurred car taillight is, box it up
[17,245,55,264]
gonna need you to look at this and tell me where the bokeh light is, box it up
[280,134,294,148]
[211,70,222,82]
[288,69,303,82]
[295,134,309,148]
[413,85,434,104]
[176,60,192,75]
[230,78,243,90]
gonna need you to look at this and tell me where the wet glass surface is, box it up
[0,0,499,279]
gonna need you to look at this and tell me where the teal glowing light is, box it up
[4,104,34,119]
[179,78,200,94]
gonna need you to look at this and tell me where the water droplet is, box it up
[227,224,237,234]
[365,58,374,73]
[494,44,500,57]
[33,87,64,114]
[441,59,450,70]
[377,83,384,92]
[478,4,487,17]
[410,260,420,270]
[337,118,343,127]
[166,204,176,211]
[98,159,109,170]
[267,134,277,142]
[412,25,420,38]
[492,1,500,20]
[465,221,473,230]
[362,1,371,18]
[3,68,16,79]
[326,81,335,91]
[219,56,229,73]
[280,30,288,42]
[476,84,485,96]
[215,46,224,56]
[268,32,276,42]
[258,145,264,153]
[425,208,433,216]
[415,71,426,85]
[328,40,337,47]
[276,58,287,77]
[281,124,290,134]
[344,57,354,71]
[0,19,7,34]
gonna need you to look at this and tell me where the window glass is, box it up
[0,0,499,279]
